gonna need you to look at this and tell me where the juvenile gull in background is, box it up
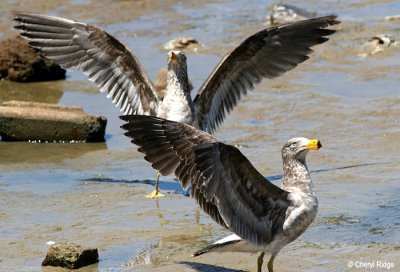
[13,12,338,197]
[359,34,397,57]
[163,36,200,51]
[268,3,317,26]
[120,115,322,272]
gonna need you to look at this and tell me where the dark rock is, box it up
[0,100,107,142]
[42,242,99,269]
[0,34,65,82]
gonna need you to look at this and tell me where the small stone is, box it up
[0,34,66,82]
[42,242,98,269]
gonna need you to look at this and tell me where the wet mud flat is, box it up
[1,0,400,271]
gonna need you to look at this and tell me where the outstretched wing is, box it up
[191,142,289,246]
[195,15,340,133]
[120,115,226,228]
[120,115,290,246]
[121,115,216,177]
[13,12,159,115]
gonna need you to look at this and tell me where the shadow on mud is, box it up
[80,177,189,195]
[179,261,244,272]
[80,162,389,196]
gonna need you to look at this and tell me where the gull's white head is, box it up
[282,137,322,162]
[167,51,187,66]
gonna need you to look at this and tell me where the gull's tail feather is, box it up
[192,234,242,257]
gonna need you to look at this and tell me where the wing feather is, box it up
[120,115,225,227]
[13,11,159,115]
[192,143,290,246]
[120,115,291,246]
[195,15,340,133]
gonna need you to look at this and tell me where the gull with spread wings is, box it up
[13,12,338,197]
[120,115,322,272]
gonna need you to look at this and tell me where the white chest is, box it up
[282,189,318,242]
[158,93,194,125]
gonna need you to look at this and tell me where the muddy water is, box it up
[0,0,399,271]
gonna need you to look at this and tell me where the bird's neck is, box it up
[166,69,191,98]
[281,158,318,245]
[158,69,196,125]
[282,158,315,196]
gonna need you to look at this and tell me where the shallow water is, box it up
[0,0,399,271]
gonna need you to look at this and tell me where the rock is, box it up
[0,34,65,82]
[163,36,200,52]
[42,242,98,269]
[154,67,194,100]
[0,100,107,142]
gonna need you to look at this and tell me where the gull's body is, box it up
[120,115,322,272]
[14,12,338,197]
[157,52,196,126]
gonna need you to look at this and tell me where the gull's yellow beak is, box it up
[168,51,178,62]
[306,139,322,150]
